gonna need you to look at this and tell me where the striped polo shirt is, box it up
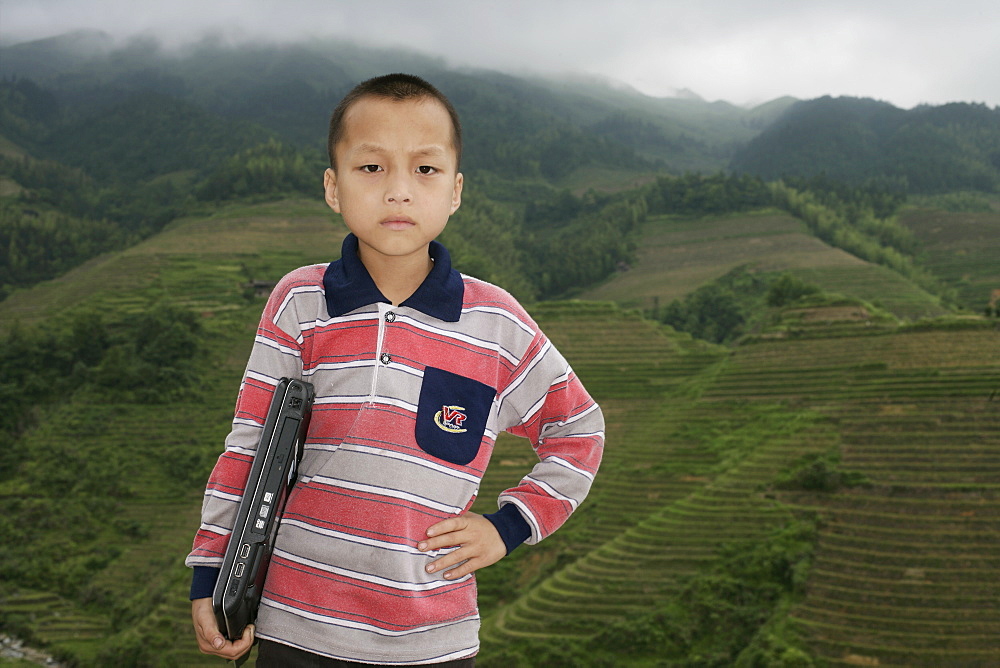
[187,234,604,664]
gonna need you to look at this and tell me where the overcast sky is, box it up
[2,0,998,109]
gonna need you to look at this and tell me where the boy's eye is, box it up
[360,165,382,173]
[416,166,437,175]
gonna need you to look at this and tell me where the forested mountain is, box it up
[731,95,1000,192]
[0,30,766,301]
[0,30,767,174]
[3,31,999,306]
[2,31,999,305]
[5,31,1000,197]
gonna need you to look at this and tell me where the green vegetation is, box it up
[647,268,823,345]
[644,171,774,216]
[732,96,1000,194]
[907,190,997,213]
[0,304,204,603]
[897,205,1000,314]
[584,208,952,323]
[703,327,1000,666]
[0,304,203,443]
[586,520,818,667]
[771,181,948,300]
[772,450,870,493]
[478,520,819,667]
[1,34,999,667]
[1,195,998,665]
[194,139,327,202]
[0,152,190,299]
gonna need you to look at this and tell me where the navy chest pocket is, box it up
[415,367,496,466]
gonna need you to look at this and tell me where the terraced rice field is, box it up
[474,304,731,613]
[0,198,344,327]
[899,206,1000,314]
[3,197,997,665]
[582,211,948,321]
[7,301,996,666]
[476,303,837,650]
[701,321,1000,666]
[0,591,109,662]
[0,310,257,666]
[472,310,999,666]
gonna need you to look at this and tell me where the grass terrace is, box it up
[2,197,997,666]
[899,206,1000,314]
[706,318,1000,666]
[581,212,949,321]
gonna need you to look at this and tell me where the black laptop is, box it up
[213,377,314,642]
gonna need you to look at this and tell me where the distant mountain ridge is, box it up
[0,30,786,175]
[5,31,999,195]
[731,96,1000,192]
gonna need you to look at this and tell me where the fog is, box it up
[1,0,998,108]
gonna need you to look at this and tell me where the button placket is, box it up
[370,304,394,402]
[381,308,394,365]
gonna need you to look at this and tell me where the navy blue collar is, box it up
[323,234,465,322]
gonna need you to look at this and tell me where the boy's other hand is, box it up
[418,512,506,579]
[191,597,255,660]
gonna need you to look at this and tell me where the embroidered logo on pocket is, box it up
[416,367,495,466]
[435,405,468,433]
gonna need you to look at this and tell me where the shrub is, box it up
[766,274,822,307]
[582,521,818,665]
[773,452,870,493]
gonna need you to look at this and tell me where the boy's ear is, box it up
[450,172,464,215]
[324,168,341,213]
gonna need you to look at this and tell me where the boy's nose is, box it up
[385,174,412,204]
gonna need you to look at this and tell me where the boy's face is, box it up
[324,96,463,267]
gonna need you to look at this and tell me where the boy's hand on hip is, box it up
[191,597,254,660]
[418,512,507,579]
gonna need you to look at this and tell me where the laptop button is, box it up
[240,543,251,559]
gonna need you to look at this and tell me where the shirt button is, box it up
[380,353,391,365]
[385,311,396,323]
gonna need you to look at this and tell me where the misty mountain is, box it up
[0,29,117,78]
[3,31,999,224]
[730,96,1000,192]
[0,30,786,176]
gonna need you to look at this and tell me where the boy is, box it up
[187,74,604,666]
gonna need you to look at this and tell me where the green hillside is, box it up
[701,322,1000,667]
[730,96,1000,194]
[581,210,950,321]
[0,200,347,666]
[1,196,998,667]
[898,205,1000,314]
[0,32,751,179]
[0,199,341,325]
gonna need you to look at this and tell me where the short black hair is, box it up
[327,73,462,171]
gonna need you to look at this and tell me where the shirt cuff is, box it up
[483,504,532,554]
[190,566,221,600]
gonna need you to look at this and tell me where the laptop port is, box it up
[235,563,245,578]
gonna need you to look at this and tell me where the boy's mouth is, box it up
[380,216,416,231]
